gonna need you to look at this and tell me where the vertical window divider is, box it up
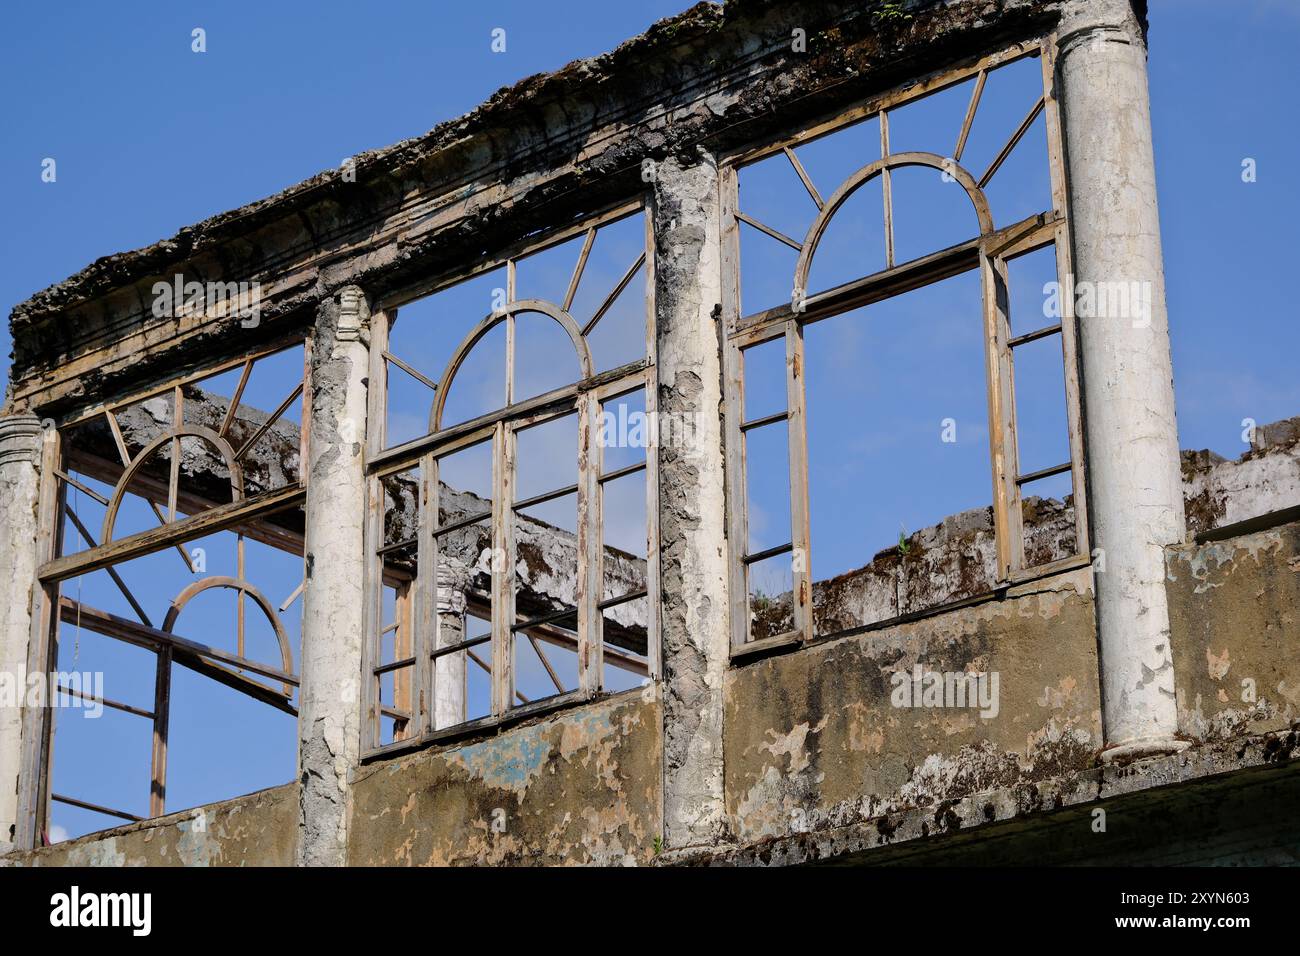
[578,391,602,696]
[300,334,314,483]
[1041,34,1091,560]
[490,421,516,716]
[363,473,384,750]
[981,247,1025,579]
[505,261,517,407]
[642,210,663,681]
[415,450,436,736]
[880,110,895,270]
[719,164,752,654]
[362,310,391,749]
[785,320,813,643]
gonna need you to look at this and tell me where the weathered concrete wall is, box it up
[674,730,1298,866]
[1182,414,1300,537]
[848,755,1300,867]
[348,690,662,865]
[0,784,297,867]
[724,570,1101,845]
[693,515,1298,864]
[1167,520,1300,742]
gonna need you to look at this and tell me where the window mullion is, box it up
[720,165,751,654]
[414,451,436,737]
[362,473,385,751]
[577,391,602,696]
[490,421,516,716]
[981,249,1025,579]
[784,320,813,643]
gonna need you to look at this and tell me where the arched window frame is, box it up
[721,36,1091,656]
[362,201,660,754]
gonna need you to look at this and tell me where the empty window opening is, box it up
[31,343,309,842]
[723,40,1089,652]
[363,205,657,752]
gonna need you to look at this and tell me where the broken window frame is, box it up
[720,36,1091,656]
[16,337,312,845]
[362,200,660,757]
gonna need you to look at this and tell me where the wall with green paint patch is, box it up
[347,689,663,866]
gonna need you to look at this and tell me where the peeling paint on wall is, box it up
[1168,521,1300,742]
[348,692,662,866]
[724,582,1102,845]
[1,784,297,867]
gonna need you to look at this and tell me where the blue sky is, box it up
[2,1,1296,839]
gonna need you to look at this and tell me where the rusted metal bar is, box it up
[954,68,987,162]
[732,211,802,252]
[219,358,255,439]
[55,683,154,720]
[564,226,597,312]
[978,95,1046,189]
[51,793,142,824]
[582,251,647,336]
[62,504,154,628]
[783,146,823,210]
[384,350,439,393]
[234,382,304,462]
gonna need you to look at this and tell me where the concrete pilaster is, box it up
[297,287,370,865]
[0,414,45,850]
[1057,0,1188,761]
[651,151,731,847]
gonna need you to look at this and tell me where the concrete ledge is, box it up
[0,782,297,867]
[658,725,1299,866]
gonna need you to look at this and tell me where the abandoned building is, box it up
[1,0,1297,867]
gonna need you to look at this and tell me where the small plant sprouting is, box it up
[652,835,663,855]
[870,1,913,26]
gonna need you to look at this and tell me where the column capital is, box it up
[1056,0,1146,57]
[335,285,371,343]
[0,414,45,468]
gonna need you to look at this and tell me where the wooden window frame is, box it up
[16,339,311,847]
[720,36,1091,658]
[362,202,660,758]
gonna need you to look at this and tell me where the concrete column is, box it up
[651,150,731,848]
[433,557,469,730]
[1057,0,1188,762]
[297,286,370,865]
[0,414,45,850]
